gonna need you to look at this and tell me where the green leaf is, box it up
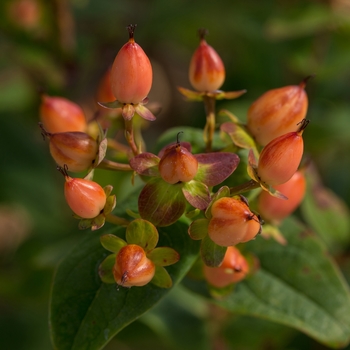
[100,234,127,253]
[147,247,180,266]
[126,218,159,252]
[129,152,160,177]
[50,222,200,350]
[301,165,350,253]
[98,254,116,284]
[185,217,350,348]
[200,235,227,267]
[194,152,240,187]
[138,178,187,227]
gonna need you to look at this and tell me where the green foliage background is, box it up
[1,0,350,349]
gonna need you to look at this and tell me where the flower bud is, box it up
[113,244,155,287]
[189,29,225,92]
[58,167,106,218]
[204,246,249,288]
[257,119,308,186]
[111,24,152,104]
[158,141,198,184]
[208,197,261,246]
[258,170,306,222]
[40,95,87,133]
[247,80,309,146]
[49,132,98,172]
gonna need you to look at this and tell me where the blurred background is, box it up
[1,0,350,349]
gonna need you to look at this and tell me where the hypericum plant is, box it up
[44,25,350,350]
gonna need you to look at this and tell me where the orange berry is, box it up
[40,95,86,133]
[203,246,249,288]
[59,167,106,218]
[158,142,198,184]
[189,29,225,92]
[208,197,261,246]
[113,244,155,287]
[48,131,98,172]
[257,120,308,186]
[247,80,308,146]
[111,24,152,104]
[258,170,306,222]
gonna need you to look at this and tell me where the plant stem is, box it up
[203,95,216,152]
[124,118,139,156]
[107,138,131,154]
[98,159,132,171]
[105,213,130,226]
[229,179,260,196]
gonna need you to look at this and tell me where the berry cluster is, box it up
[40,25,310,291]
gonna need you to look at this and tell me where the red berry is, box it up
[208,197,261,246]
[247,80,308,146]
[111,24,152,104]
[189,29,225,92]
[258,170,306,222]
[48,131,98,172]
[40,95,87,133]
[257,119,308,186]
[158,142,198,184]
[203,246,249,288]
[59,167,106,218]
[113,244,155,287]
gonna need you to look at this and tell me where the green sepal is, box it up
[208,282,235,299]
[97,100,123,109]
[214,89,246,100]
[194,152,240,187]
[129,152,160,177]
[261,224,287,246]
[151,265,173,288]
[125,218,159,253]
[182,180,210,210]
[91,215,105,231]
[103,185,113,197]
[188,218,209,240]
[104,194,116,216]
[200,235,227,267]
[98,253,116,284]
[122,104,135,120]
[220,121,258,158]
[78,218,93,230]
[100,234,127,253]
[94,122,108,167]
[147,247,180,266]
[177,87,205,101]
[138,178,187,227]
[218,109,241,123]
[135,104,156,121]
